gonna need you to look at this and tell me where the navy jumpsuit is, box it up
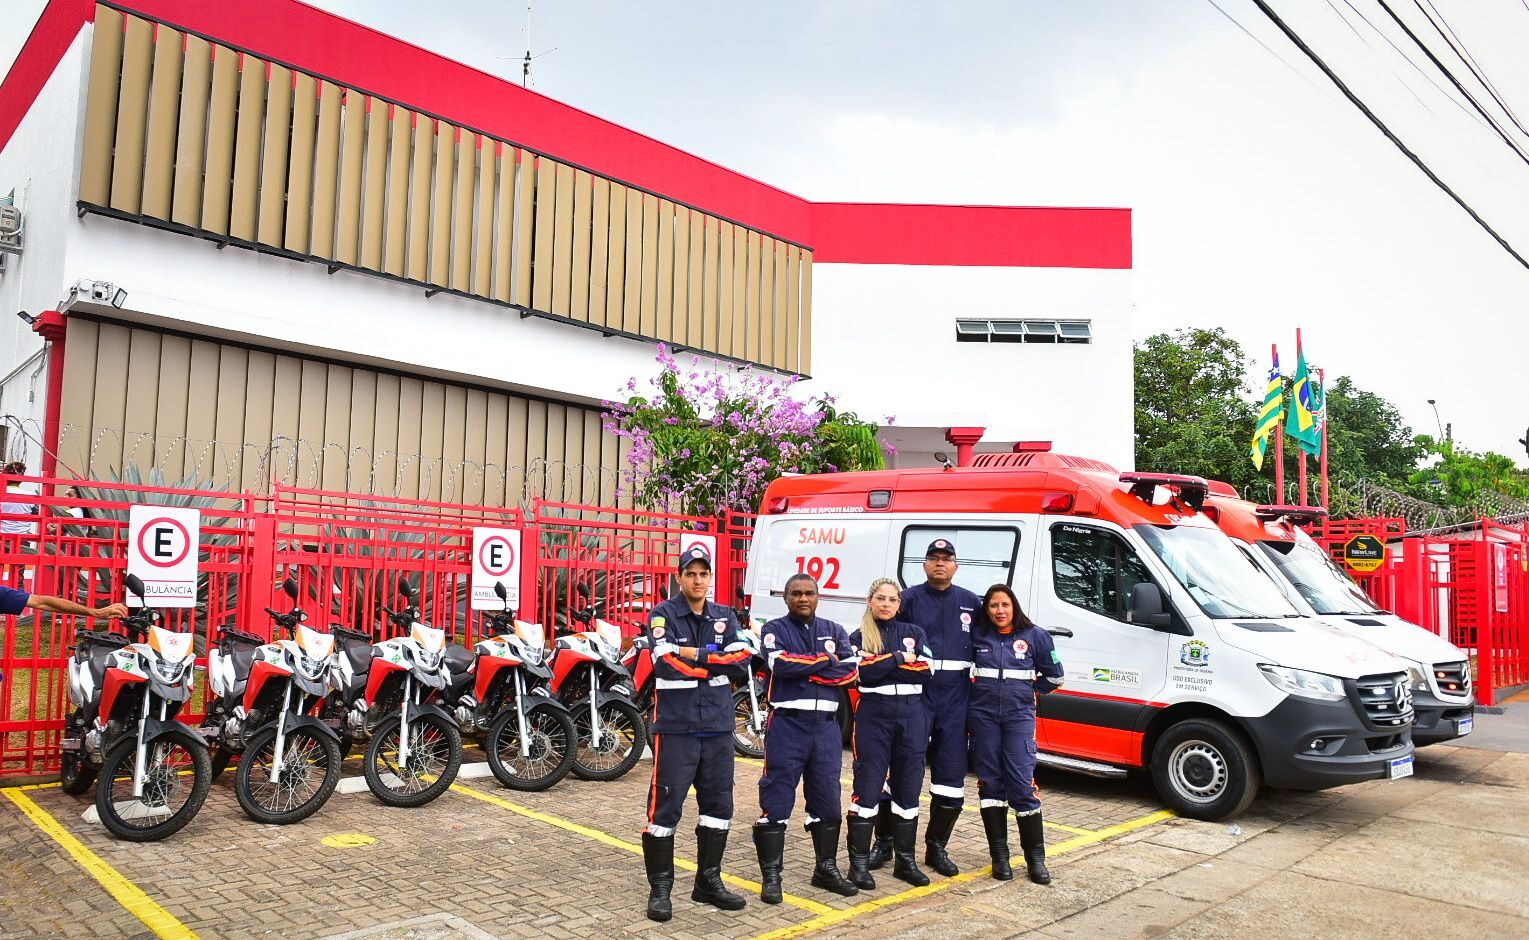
[756,614,858,825]
[848,619,932,822]
[644,596,752,835]
[900,582,981,804]
[967,623,1063,814]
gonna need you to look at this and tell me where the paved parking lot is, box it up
[1,734,1526,940]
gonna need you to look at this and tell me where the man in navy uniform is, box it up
[880,538,980,877]
[0,584,126,681]
[753,573,860,903]
[640,545,752,921]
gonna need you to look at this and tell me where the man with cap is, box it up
[640,543,752,922]
[877,538,980,877]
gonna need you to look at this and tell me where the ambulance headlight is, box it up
[1404,662,1429,692]
[1258,664,1346,702]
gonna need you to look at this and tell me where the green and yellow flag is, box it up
[1250,348,1284,470]
[1286,335,1322,457]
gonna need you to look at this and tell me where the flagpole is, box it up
[1318,366,1329,508]
[1273,343,1285,502]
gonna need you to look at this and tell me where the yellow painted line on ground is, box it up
[733,756,1094,835]
[742,808,1176,940]
[449,782,836,916]
[1,785,199,940]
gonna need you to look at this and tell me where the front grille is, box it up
[1354,672,1413,728]
[1366,733,1406,753]
[1432,661,1471,698]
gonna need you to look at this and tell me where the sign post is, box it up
[1342,535,1386,574]
[471,527,522,611]
[125,505,201,607]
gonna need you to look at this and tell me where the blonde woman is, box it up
[845,578,933,890]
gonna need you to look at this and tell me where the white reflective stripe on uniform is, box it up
[656,678,699,690]
[889,801,919,819]
[973,668,1037,680]
[646,824,676,837]
[772,699,840,712]
[722,641,750,652]
[929,784,965,799]
[859,684,924,696]
[930,660,971,671]
[708,675,731,686]
[652,641,678,657]
[766,650,783,667]
[851,803,880,818]
[697,815,730,830]
[979,798,1007,809]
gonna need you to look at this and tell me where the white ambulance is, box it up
[1204,488,1475,745]
[743,452,1417,820]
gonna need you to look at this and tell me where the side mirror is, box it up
[1128,583,1173,630]
[398,576,415,600]
[1045,625,1074,639]
[576,583,591,600]
[124,573,145,599]
[493,581,507,600]
[282,578,299,600]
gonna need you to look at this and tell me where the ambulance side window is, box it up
[898,526,1020,594]
[1051,524,1156,623]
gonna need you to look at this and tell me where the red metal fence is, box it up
[0,474,752,777]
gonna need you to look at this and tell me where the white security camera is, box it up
[72,279,127,308]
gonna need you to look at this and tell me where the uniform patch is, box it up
[903,636,916,651]
[824,639,837,655]
[1014,639,1028,656]
[714,620,728,635]
[764,633,776,649]
[651,625,665,639]
[1051,650,1062,664]
[651,617,666,629]
[959,612,972,625]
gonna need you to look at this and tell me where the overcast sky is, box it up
[3,0,1527,463]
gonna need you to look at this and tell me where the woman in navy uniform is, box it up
[967,583,1063,884]
[753,573,860,903]
[845,578,932,890]
[640,545,752,921]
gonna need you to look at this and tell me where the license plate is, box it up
[1388,755,1414,779]
[1456,716,1473,736]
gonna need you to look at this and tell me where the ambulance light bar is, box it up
[1119,472,1210,511]
[1254,504,1328,524]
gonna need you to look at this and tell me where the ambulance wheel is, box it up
[1150,718,1260,821]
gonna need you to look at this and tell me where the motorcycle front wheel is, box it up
[732,687,767,759]
[570,699,644,782]
[95,729,212,842]
[485,703,577,791]
[363,712,462,807]
[235,725,342,825]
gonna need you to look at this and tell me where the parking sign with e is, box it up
[126,505,201,607]
[471,528,522,610]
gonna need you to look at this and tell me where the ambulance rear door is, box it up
[746,514,896,626]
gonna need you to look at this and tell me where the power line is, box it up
[1204,0,1327,95]
[1322,0,1438,118]
[1246,0,1529,270]
[1415,0,1528,137]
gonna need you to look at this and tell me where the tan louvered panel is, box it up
[570,170,593,323]
[638,194,659,338]
[718,223,735,355]
[462,388,489,506]
[240,351,276,492]
[544,404,566,496]
[109,16,152,213]
[483,392,508,508]
[513,150,535,307]
[200,45,238,235]
[395,377,424,499]
[800,253,813,374]
[785,245,801,373]
[506,397,529,507]
[359,99,389,269]
[152,334,190,475]
[531,158,555,312]
[284,72,318,254]
[379,105,409,279]
[288,361,322,489]
[370,371,400,495]
[400,111,430,280]
[256,65,293,246]
[757,236,775,366]
[334,90,367,264]
[686,212,704,349]
[743,232,760,363]
[671,205,690,343]
[140,23,183,220]
[229,56,266,242]
[346,369,376,490]
[524,400,546,501]
[772,239,789,368]
[270,355,303,485]
[598,425,618,508]
[428,123,456,287]
[181,339,219,479]
[170,35,211,227]
[550,163,575,316]
[582,410,602,505]
[80,6,124,206]
[87,322,130,481]
[418,382,445,501]
[621,188,643,334]
[491,144,514,302]
[701,219,719,353]
[654,200,674,341]
[450,133,475,292]
[319,364,352,492]
[309,81,342,257]
[588,178,611,327]
[440,385,467,500]
[604,182,627,328]
[730,225,748,360]
[56,319,99,477]
[472,139,495,297]
[121,329,161,444]
[212,345,248,488]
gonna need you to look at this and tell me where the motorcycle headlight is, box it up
[1258,664,1346,702]
[155,658,185,682]
[418,649,440,670]
[298,654,326,679]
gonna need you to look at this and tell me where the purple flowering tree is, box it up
[603,346,891,518]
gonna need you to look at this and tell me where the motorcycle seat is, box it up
[344,642,372,674]
[86,644,117,684]
[229,644,256,682]
[444,645,475,674]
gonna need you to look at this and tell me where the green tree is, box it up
[1407,438,1529,510]
[1319,375,1423,489]
[1133,328,1261,492]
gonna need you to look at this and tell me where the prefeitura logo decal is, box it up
[1179,640,1211,667]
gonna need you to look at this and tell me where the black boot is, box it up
[753,821,787,905]
[867,801,893,870]
[642,832,674,922]
[806,819,859,896]
[891,817,931,886]
[692,826,747,911]
[1017,811,1051,885]
[845,813,877,890]
[924,797,962,877]
[980,805,1013,881]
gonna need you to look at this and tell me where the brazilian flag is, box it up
[1250,351,1284,470]
[1286,341,1322,457]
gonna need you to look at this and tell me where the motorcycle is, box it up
[203,578,343,825]
[553,584,646,781]
[441,581,577,791]
[730,586,768,759]
[324,577,463,807]
[60,574,212,841]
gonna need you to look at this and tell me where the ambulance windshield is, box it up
[1257,536,1381,616]
[1135,524,1302,620]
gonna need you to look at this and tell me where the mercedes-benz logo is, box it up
[1394,680,1413,714]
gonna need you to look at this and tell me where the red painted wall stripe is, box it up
[0,0,1133,270]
